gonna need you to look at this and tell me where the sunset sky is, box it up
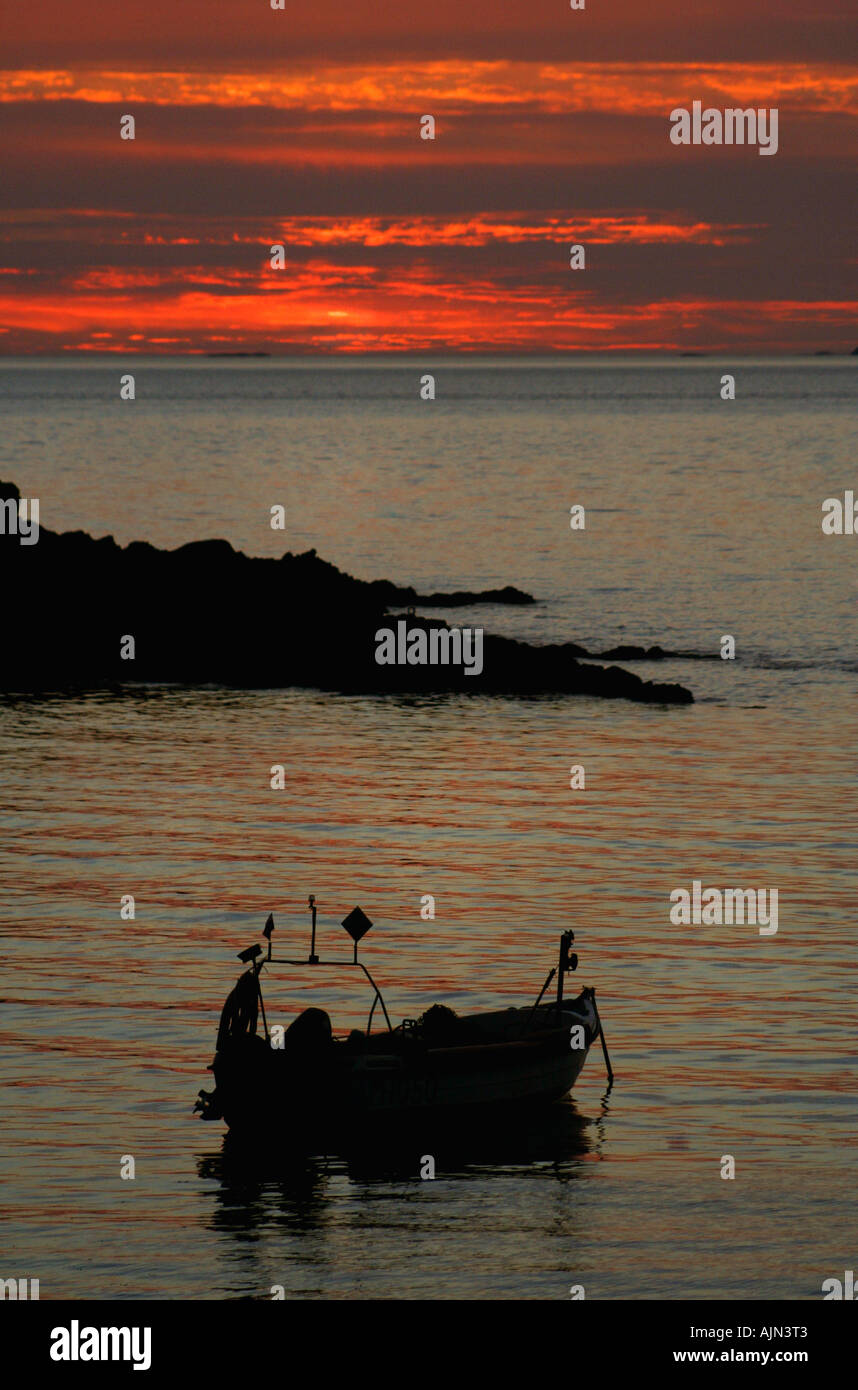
[1,0,856,353]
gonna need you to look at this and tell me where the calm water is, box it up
[0,359,855,1300]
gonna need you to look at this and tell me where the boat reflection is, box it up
[196,1096,605,1228]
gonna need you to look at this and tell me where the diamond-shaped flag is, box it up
[341,906,373,942]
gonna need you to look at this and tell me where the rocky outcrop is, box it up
[0,480,693,703]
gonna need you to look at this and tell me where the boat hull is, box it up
[207,995,599,1139]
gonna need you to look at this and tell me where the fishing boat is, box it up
[194,899,613,1140]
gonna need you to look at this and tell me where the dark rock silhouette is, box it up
[598,643,668,662]
[0,480,693,704]
[594,643,717,662]
[411,583,534,607]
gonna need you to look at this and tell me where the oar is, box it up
[522,966,556,1035]
[590,989,614,1087]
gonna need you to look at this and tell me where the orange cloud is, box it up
[1,277,854,354]
[0,210,755,252]
[267,215,755,248]
[2,63,856,114]
[2,48,854,356]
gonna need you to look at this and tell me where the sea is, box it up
[0,356,855,1300]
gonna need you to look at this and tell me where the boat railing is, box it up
[236,900,393,1039]
[232,903,614,1087]
[261,956,393,1036]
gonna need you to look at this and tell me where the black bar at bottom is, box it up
[8,1297,854,1377]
